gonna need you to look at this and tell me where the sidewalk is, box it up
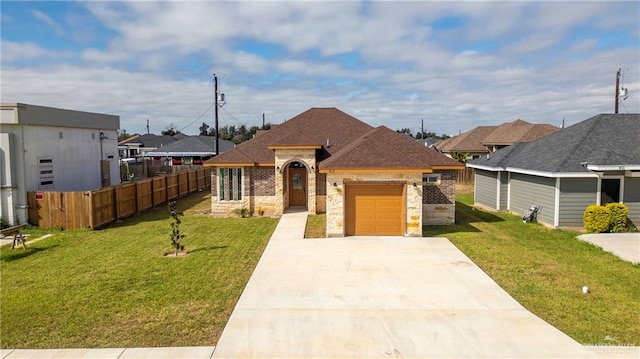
[0,347,215,359]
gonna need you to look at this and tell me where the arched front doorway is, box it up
[288,161,307,207]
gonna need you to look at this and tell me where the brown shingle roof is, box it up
[435,126,497,153]
[206,108,462,170]
[482,119,559,145]
[205,108,372,165]
[267,130,321,148]
[321,126,463,170]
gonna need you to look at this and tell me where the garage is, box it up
[345,184,404,236]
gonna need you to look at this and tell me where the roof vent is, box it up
[326,139,330,148]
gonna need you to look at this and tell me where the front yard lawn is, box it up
[1,191,279,348]
[428,192,640,345]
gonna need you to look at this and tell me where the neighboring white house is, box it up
[0,103,120,226]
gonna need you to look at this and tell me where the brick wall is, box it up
[423,169,456,225]
[423,170,455,204]
[250,167,275,196]
[316,171,327,195]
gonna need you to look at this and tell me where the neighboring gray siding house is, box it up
[1,103,120,226]
[467,113,640,228]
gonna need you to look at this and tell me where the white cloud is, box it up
[506,33,561,54]
[1,40,50,61]
[2,1,638,137]
[31,9,65,36]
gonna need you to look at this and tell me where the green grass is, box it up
[305,214,326,238]
[428,193,640,345]
[1,191,279,349]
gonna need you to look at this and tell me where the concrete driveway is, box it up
[578,233,640,264]
[213,212,598,358]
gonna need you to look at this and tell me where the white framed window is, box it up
[423,173,441,186]
[219,168,243,201]
[182,157,193,165]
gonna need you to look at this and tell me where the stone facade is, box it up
[325,171,423,237]
[423,169,456,225]
[211,166,456,226]
[274,149,317,215]
[210,149,320,217]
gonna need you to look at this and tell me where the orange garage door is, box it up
[345,184,404,236]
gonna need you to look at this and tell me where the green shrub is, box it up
[583,204,611,233]
[233,207,251,218]
[606,202,629,233]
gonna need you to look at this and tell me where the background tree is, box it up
[161,124,179,136]
[117,129,131,141]
[451,151,470,163]
[396,128,413,137]
[209,122,273,144]
[198,122,210,136]
[415,131,437,139]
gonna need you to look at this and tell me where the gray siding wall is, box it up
[624,177,640,226]
[499,172,509,211]
[510,173,555,226]
[475,170,497,209]
[558,178,598,227]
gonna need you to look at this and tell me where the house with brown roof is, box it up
[435,120,559,160]
[436,126,497,160]
[204,108,464,237]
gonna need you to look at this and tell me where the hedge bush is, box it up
[606,202,629,233]
[583,205,611,233]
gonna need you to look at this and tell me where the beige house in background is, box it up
[436,119,559,160]
[204,108,464,237]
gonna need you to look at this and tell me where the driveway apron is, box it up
[213,211,597,358]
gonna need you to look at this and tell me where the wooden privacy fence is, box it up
[28,168,211,230]
[456,167,475,184]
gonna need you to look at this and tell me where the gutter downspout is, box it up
[17,124,29,224]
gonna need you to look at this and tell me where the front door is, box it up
[289,167,307,207]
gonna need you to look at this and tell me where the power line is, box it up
[220,106,245,127]
[178,101,216,133]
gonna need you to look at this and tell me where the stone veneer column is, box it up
[273,149,317,214]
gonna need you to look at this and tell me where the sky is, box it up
[1,1,639,137]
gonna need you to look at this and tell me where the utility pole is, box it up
[146,118,149,134]
[421,118,424,139]
[214,74,219,156]
[615,68,621,114]
[262,113,265,128]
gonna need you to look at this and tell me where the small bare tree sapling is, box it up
[168,201,185,256]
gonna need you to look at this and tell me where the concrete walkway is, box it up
[577,232,640,264]
[212,211,602,358]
